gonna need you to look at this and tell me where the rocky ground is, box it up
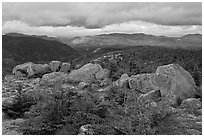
[2,61,202,135]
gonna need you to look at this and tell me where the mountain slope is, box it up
[59,33,202,52]
[2,34,79,77]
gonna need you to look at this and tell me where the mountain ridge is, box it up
[57,33,202,52]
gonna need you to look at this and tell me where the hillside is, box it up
[2,34,79,77]
[59,33,202,52]
[69,46,202,87]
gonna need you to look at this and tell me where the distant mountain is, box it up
[5,32,59,41]
[2,33,79,77]
[59,33,202,52]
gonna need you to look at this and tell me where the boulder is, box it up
[180,98,202,111]
[40,72,68,86]
[13,62,34,77]
[128,73,157,93]
[138,89,161,104]
[118,74,129,88]
[49,61,61,72]
[95,69,109,81]
[31,64,50,77]
[14,71,26,78]
[67,63,108,83]
[155,64,199,106]
[13,62,50,78]
[59,62,71,73]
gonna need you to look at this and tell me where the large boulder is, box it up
[13,62,34,77]
[31,64,50,77]
[49,61,61,72]
[13,71,26,78]
[40,72,68,86]
[67,63,108,83]
[59,62,71,73]
[155,64,199,106]
[180,98,202,112]
[13,62,50,78]
[128,73,158,93]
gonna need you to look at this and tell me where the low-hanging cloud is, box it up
[2,2,202,29]
[2,20,202,38]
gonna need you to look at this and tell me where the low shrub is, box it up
[17,83,105,134]
[17,82,173,135]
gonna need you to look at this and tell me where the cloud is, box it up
[2,2,202,29]
[2,20,201,38]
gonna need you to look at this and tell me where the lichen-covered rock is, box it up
[14,71,26,78]
[49,61,61,72]
[67,63,108,83]
[59,62,70,73]
[31,64,50,77]
[180,98,202,112]
[128,73,157,93]
[40,72,68,86]
[155,64,199,106]
[13,62,34,77]
[13,62,50,78]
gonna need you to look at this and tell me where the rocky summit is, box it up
[2,61,202,135]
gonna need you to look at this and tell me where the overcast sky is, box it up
[2,2,202,37]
